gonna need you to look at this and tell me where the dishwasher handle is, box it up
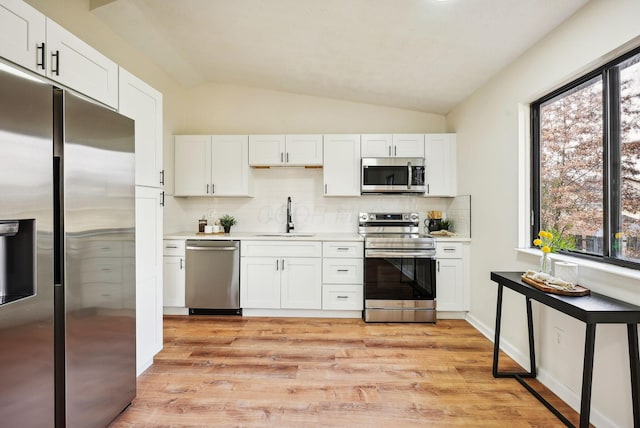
[186,246,237,251]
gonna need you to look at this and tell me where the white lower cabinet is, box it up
[240,241,322,309]
[162,239,185,308]
[435,242,469,313]
[322,241,363,310]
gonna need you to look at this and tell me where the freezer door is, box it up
[0,67,55,426]
[60,90,136,428]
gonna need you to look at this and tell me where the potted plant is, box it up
[219,214,237,234]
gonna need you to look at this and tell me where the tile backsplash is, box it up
[164,168,470,237]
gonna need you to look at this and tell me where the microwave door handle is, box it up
[407,161,412,189]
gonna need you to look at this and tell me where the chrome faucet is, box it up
[286,196,294,233]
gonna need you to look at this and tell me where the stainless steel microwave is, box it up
[361,157,426,194]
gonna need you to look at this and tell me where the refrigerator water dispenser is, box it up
[0,220,35,305]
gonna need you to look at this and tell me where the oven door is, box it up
[364,250,436,322]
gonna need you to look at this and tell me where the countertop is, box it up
[164,231,364,242]
[164,231,471,243]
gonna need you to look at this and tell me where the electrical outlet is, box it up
[554,326,565,346]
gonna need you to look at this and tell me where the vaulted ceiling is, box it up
[93,0,589,114]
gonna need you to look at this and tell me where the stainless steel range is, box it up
[359,212,437,322]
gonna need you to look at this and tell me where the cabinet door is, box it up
[163,256,185,307]
[174,135,211,196]
[211,135,251,196]
[0,0,45,74]
[361,134,392,157]
[249,135,285,165]
[280,258,322,309]
[436,258,462,311]
[285,134,323,166]
[135,186,164,374]
[323,134,361,196]
[393,134,425,157]
[240,257,281,308]
[46,18,118,108]
[119,67,163,188]
[425,134,456,196]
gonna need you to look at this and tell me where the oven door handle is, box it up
[366,250,435,258]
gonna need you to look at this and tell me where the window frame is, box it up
[531,45,640,270]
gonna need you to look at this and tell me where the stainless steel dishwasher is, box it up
[185,240,241,315]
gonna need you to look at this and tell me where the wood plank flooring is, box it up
[110,316,582,427]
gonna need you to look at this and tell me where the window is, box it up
[532,46,640,268]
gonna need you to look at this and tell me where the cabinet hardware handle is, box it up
[160,191,165,207]
[444,248,455,252]
[166,245,178,249]
[36,43,46,70]
[325,184,327,194]
[437,261,440,272]
[281,259,285,270]
[276,260,279,271]
[212,183,215,194]
[286,152,289,163]
[281,152,284,163]
[180,258,183,269]
[206,184,210,194]
[388,146,391,156]
[427,184,430,194]
[337,247,349,251]
[160,170,165,185]
[337,295,349,299]
[51,50,60,75]
[337,269,349,272]
[394,146,397,156]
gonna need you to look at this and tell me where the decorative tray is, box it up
[521,275,590,296]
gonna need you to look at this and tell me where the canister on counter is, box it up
[198,217,207,233]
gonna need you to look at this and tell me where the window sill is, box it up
[515,247,640,282]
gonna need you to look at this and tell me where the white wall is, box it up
[447,0,640,426]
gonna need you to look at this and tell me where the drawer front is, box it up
[242,240,322,258]
[322,284,363,310]
[163,239,186,256]
[436,242,462,259]
[323,241,364,258]
[322,258,363,284]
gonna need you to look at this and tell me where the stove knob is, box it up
[409,213,419,221]
[360,213,368,222]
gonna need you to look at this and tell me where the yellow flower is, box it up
[538,230,553,240]
[615,232,623,239]
[541,246,551,253]
[533,239,542,246]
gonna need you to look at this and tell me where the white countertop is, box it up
[164,231,364,242]
[164,231,470,243]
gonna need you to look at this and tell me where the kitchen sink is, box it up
[255,233,315,237]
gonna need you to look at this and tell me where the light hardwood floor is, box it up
[110,316,581,427]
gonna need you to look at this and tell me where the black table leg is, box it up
[526,297,537,378]
[627,323,640,427]
[579,324,596,428]
[492,283,504,377]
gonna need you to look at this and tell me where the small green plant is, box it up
[219,214,237,228]
[440,219,453,231]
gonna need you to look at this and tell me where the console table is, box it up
[490,271,640,428]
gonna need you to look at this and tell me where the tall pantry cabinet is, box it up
[118,67,164,375]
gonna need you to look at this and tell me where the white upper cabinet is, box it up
[392,134,425,157]
[323,134,361,196]
[249,134,323,166]
[118,67,163,188]
[424,133,457,197]
[361,134,424,158]
[46,18,118,108]
[0,2,118,107]
[174,135,252,197]
[0,0,46,74]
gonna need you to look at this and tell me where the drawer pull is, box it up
[337,247,350,251]
[166,245,178,249]
[337,295,349,299]
[444,248,456,252]
[337,269,349,272]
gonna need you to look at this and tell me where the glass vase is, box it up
[539,253,552,274]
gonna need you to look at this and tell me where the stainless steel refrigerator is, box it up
[0,61,136,427]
